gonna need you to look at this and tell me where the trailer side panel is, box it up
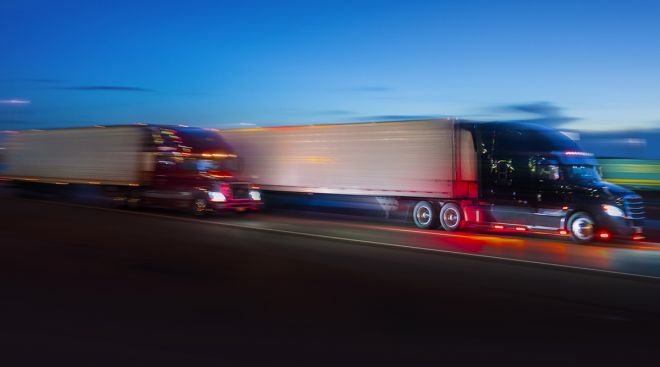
[224,120,477,198]
[3,126,149,186]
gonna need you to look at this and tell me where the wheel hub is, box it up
[571,217,594,240]
[417,207,431,225]
[194,199,207,213]
[443,208,459,228]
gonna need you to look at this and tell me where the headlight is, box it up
[208,191,226,202]
[602,204,624,217]
[249,190,261,201]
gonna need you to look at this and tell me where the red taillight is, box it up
[632,235,645,241]
[559,230,568,235]
[515,226,527,232]
[493,224,505,230]
[598,232,610,240]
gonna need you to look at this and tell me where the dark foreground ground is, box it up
[2,196,660,366]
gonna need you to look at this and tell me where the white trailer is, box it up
[223,119,477,198]
[2,126,152,186]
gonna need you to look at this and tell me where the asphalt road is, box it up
[2,196,660,366]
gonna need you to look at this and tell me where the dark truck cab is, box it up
[465,122,645,242]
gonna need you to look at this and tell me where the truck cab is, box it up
[141,126,262,215]
[473,122,644,242]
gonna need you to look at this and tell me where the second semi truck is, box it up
[1,125,262,215]
[223,119,645,243]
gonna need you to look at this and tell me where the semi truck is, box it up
[1,125,262,215]
[223,119,645,243]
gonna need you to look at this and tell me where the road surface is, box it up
[2,195,660,366]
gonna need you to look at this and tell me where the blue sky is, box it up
[1,0,659,130]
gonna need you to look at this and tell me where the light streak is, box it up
[0,99,31,105]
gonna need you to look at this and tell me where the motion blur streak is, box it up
[6,189,658,280]
[336,222,525,245]
[0,99,31,105]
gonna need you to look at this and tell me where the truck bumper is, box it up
[210,200,263,212]
[597,214,644,240]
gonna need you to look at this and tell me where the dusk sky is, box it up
[1,0,659,131]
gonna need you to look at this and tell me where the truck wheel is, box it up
[440,202,462,231]
[412,201,437,229]
[191,197,209,217]
[127,192,142,210]
[568,212,595,243]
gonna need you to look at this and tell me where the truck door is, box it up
[483,128,536,226]
[143,154,183,207]
[533,158,565,230]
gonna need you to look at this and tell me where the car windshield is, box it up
[562,165,601,182]
[197,158,239,172]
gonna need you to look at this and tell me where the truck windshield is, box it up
[562,165,601,182]
[197,158,239,172]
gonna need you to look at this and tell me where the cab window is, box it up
[538,164,560,181]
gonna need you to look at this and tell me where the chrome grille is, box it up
[623,195,645,225]
[231,184,250,199]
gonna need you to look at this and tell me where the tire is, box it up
[113,195,129,208]
[126,191,142,210]
[568,212,595,243]
[439,202,462,232]
[191,196,210,217]
[412,201,437,229]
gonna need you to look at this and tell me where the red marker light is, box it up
[598,232,610,240]
[632,235,645,241]
[559,230,568,235]
[493,225,504,230]
[562,206,569,211]
[515,226,527,231]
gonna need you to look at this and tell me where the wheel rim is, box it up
[571,217,594,241]
[194,199,207,214]
[443,208,460,229]
[416,206,432,226]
